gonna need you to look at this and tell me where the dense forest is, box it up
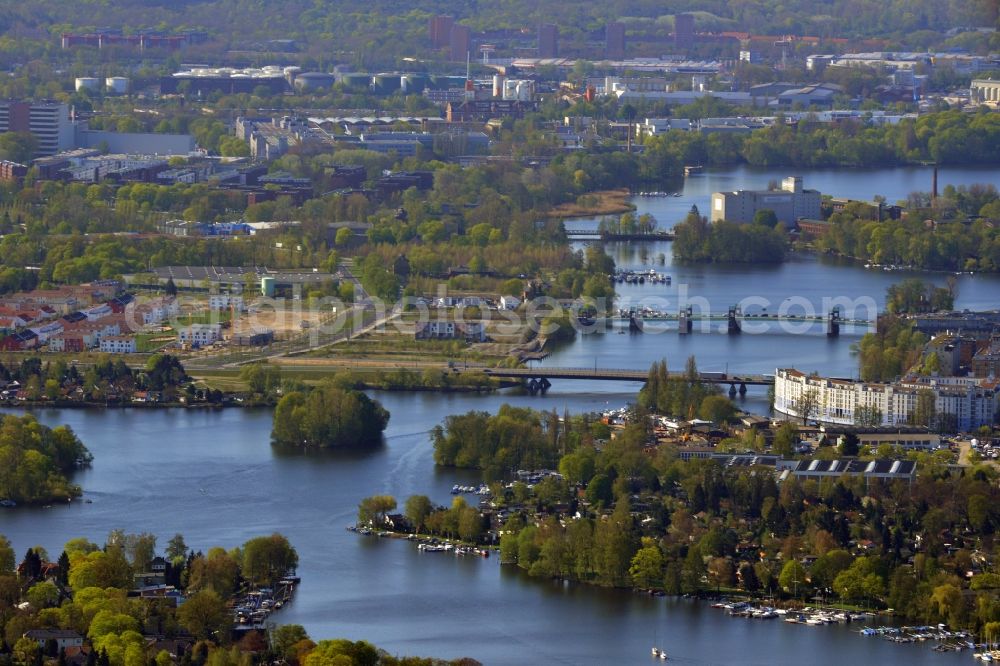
[271,382,390,449]
[672,206,788,263]
[817,184,1000,272]
[0,414,90,504]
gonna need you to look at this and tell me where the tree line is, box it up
[0,530,473,665]
[271,381,390,450]
[0,414,90,504]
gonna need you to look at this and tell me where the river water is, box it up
[3,165,999,665]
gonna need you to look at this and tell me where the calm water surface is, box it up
[4,167,998,664]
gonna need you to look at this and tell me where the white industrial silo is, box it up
[75,77,101,93]
[105,77,129,94]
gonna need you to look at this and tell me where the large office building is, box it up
[0,101,75,156]
[710,176,821,226]
[674,13,695,50]
[538,24,559,58]
[429,15,454,48]
[605,22,626,59]
[449,24,471,62]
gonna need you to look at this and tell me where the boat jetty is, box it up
[232,577,298,630]
[451,484,491,496]
[347,525,493,558]
[711,601,975,654]
[611,269,670,285]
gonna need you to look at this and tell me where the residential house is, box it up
[414,320,486,342]
[23,630,84,652]
[179,323,222,346]
[82,303,112,321]
[99,335,137,354]
[208,294,244,311]
[500,295,521,310]
[29,320,64,344]
[49,335,85,353]
[0,330,39,350]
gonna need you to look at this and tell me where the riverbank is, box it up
[547,188,635,219]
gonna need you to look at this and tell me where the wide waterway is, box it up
[4,165,1000,664]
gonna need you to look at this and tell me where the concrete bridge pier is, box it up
[739,382,747,396]
[727,306,741,335]
[728,383,737,397]
[827,309,841,338]
[526,377,551,395]
[678,306,693,334]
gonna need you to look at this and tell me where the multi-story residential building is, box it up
[48,335,85,353]
[208,294,244,311]
[179,323,222,346]
[414,321,486,342]
[711,176,821,226]
[128,297,179,326]
[99,336,137,354]
[29,321,64,344]
[774,368,1000,432]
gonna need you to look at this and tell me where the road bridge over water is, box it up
[477,366,773,395]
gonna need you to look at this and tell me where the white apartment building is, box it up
[774,368,1000,432]
[179,323,222,346]
[99,336,137,354]
[129,297,179,325]
[208,294,244,311]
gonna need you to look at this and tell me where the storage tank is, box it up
[340,73,371,90]
[400,73,428,94]
[293,72,335,91]
[75,77,101,93]
[502,79,518,100]
[260,276,276,298]
[371,73,402,95]
[427,74,450,90]
[105,77,128,94]
[492,74,504,98]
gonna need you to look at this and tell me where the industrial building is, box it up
[160,67,291,96]
[0,100,75,156]
[75,130,195,155]
[971,79,1000,107]
[127,266,338,293]
[711,176,821,226]
[61,29,207,50]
